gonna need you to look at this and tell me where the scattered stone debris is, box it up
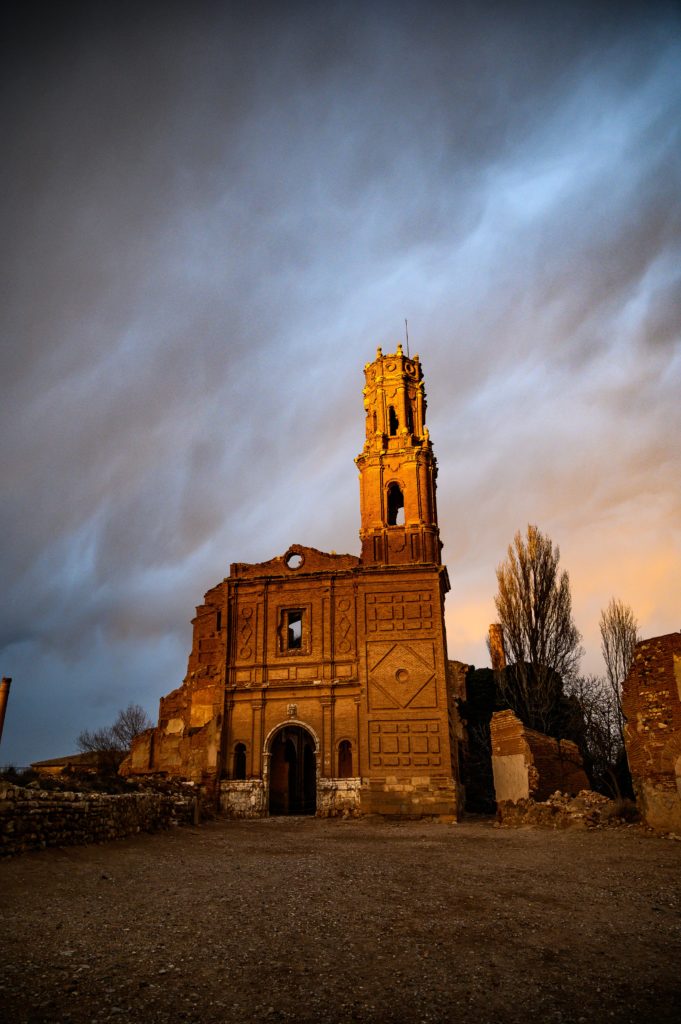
[496,789,640,830]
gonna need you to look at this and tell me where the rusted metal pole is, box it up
[0,677,12,745]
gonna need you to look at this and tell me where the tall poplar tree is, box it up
[494,524,583,734]
[599,598,640,746]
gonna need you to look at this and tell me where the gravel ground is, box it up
[1,816,680,1024]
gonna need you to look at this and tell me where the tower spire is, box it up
[355,346,441,566]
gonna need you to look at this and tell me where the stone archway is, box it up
[268,724,317,816]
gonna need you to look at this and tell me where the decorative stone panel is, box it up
[369,720,441,769]
[335,595,355,655]
[237,605,257,662]
[368,641,437,710]
[366,592,434,633]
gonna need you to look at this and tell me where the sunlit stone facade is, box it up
[122,347,463,818]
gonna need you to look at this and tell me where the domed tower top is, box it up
[355,345,441,566]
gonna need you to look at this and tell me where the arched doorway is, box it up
[268,725,317,815]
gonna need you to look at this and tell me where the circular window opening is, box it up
[285,551,304,570]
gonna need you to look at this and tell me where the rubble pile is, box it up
[496,789,639,829]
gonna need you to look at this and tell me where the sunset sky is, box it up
[2,1,680,765]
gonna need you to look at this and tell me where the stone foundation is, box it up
[218,776,458,819]
[219,780,267,818]
[317,777,361,817]
[359,776,460,820]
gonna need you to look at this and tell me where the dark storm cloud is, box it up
[2,1,680,761]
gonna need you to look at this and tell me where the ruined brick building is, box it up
[123,346,464,818]
[622,632,681,832]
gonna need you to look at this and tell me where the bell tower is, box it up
[356,345,441,566]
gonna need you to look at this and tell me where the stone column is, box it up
[251,699,264,776]
[321,694,334,777]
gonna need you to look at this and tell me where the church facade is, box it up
[123,346,464,818]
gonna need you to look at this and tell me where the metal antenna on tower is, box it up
[404,318,410,358]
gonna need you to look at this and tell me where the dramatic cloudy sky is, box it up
[2,1,680,765]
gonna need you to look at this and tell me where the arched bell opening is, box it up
[386,482,405,526]
[388,405,399,436]
[268,724,317,816]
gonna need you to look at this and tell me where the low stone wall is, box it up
[0,783,196,857]
[219,780,267,818]
[317,778,361,817]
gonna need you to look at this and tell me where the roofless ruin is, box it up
[123,346,465,818]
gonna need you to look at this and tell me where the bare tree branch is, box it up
[599,598,640,747]
[565,673,631,799]
[76,703,153,772]
[110,703,153,750]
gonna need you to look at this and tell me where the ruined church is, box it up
[123,346,464,818]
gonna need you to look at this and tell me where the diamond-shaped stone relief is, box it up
[368,642,437,709]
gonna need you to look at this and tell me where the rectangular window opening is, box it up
[287,610,303,649]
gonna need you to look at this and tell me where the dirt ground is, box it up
[1,816,680,1024]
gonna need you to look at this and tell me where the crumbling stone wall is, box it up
[0,784,196,857]
[120,580,228,790]
[622,632,681,832]
[218,777,362,818]
[219,780,267,818]
[317,778,361,817]
[490,709,589,803]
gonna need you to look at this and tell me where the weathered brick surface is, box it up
[123,349,463,819]
[0,784,197,857]
[622,631,681,831]
[490,709,589,802]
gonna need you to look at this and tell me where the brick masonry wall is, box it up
[622,632,681,832]
[490,710,589,803]
[0,784,196,857]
